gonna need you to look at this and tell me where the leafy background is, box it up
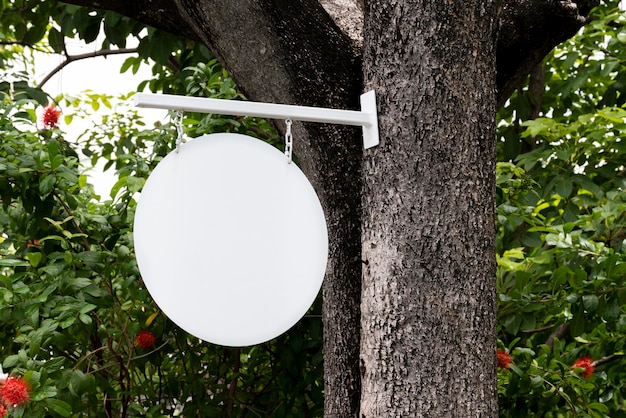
[0,0,625,416]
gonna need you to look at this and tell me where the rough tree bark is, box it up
[59,0,599,415]
[360,1,498,415]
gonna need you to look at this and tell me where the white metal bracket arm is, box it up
[135,91,379,149]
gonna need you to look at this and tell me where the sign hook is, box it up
[284,119,293,164]
[175,110,185,153]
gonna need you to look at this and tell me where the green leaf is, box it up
[504,314,522,335]
[79,303,97,314]
[48,27,64,53]
[3,354,20,368]
[582,294,599,313]
[0,258,30,267]
[552,266,572,290]
[29,329,42,357]
[599,388,615,403]
[509,364,524,377]
[126,175,145,193]
[79,313,92,324]
[39,174,56,195]
[82,20,101,44]
[604,296,620,319]
[598,107,626,123]
[76,251,101,267]
[588,402,610,414]
[22,87,48,105]
[513,347,536,357]
[520,118,555,137]
[60,317,75,329]
[503,247,525,260]
[66,277,92,291]
[570,307,585,336]
[23,21,48,44]
[25,252,42,267]
[529,375,543,388]
[48,139,59,161]
[110,177,125,199]
[44,398,72,417]
[555,177,573,198]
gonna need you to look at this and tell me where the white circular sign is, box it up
[133,133,328,346]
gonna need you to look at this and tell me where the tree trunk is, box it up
[55,1,600,415]
[360,1,498,416]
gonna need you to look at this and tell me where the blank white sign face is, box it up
[133,133,328,346]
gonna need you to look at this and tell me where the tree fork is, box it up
[60,0,599,105]
[54,1,601,416]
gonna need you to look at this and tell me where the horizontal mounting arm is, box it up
[134,91,379,149]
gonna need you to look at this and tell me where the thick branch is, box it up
[497,0,599,106]
[61,0,599,106]
[60,0,203,44]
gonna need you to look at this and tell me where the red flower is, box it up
[41,103,61,129]
[1,376,30,406]
[0,404,6,418]
[572,356,594,379]
[135,330,156,349]
[497,349,512,369]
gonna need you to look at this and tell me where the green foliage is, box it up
[0,4,317,416]
[0,88,318,417]
[2,0,626,416]
[497,1,626,416]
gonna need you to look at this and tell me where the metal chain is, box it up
[175,110,185,152]
[284,119,293,164]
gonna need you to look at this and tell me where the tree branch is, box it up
[60,0,203,44]
[37,48,138,89]
[52,190,90,251]
[60,0,599,105]
[592,353,624,368]
[497,0,599,106]
[545,323,569,349]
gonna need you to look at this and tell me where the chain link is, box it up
[175,111,185,153]
[284,119,293,164]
